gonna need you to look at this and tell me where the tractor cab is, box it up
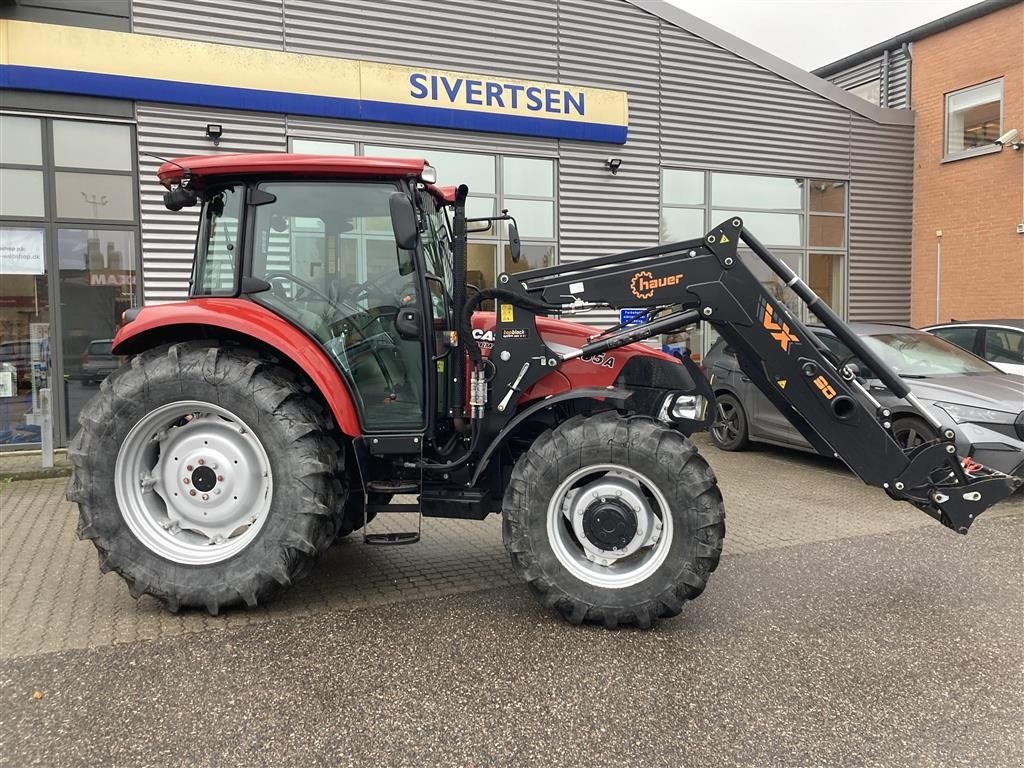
[158,154,468,436]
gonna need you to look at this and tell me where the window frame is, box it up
[290,136,559,289]
[659,168,850,359]
[943,78,1004,162]
[0,111,143,449]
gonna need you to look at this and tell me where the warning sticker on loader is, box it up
[500,304,515,323]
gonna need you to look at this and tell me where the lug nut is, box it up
[214,489,222,495]
[183,478,190,484]
[217,475,224,482]
[197,459,205,465]
[186,465,193,471]
[202,494,209,501]
[189,490,197,496]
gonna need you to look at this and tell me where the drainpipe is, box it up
[881,49,890,108]
[934,229,942,324]
[902,42,913,107]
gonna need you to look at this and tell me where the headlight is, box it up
[660,394,706,422]
[421,164,437,183]
[934,402,1017,425]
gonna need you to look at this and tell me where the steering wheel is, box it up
[339,267,410,306]
[265,271,335,305]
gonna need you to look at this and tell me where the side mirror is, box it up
[389,192,419,250]
[507,219,522,264]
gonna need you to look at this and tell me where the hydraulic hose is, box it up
[460,286,561,367]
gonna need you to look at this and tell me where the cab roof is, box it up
[156,153,453,202]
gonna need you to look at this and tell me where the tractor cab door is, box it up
[249,180,428,432]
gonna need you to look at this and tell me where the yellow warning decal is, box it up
[777,379,787,389]
[500,304,515,322]
[719,233,730,244]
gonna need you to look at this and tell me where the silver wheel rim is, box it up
[712,401,740,444]
[546,463,674,589]
[115,400,273,565]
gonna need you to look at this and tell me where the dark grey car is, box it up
[80,339,121,385]
[705,323,1024,477]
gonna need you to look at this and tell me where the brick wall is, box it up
[910,2,1024,326]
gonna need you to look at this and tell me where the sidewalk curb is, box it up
[1,467,72,483]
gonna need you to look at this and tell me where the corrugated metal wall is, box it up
[847,116,914,323]
[135,104,287,303]
[660,25,853,180]
[131,0,914,323]
[283,0,560,81]
[132,0,284,49]
[555,0,663,326]
[821,48,911,110]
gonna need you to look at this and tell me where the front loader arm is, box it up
[482,217,1020,533]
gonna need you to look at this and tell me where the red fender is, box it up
[113,298,363,436]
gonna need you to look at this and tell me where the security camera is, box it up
[995,128,1019,146]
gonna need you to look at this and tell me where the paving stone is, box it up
[1,435,1019,660]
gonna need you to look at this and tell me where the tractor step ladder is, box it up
[354,434,423,545]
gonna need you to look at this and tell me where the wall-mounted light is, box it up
[205,124,224,146]
[604,157,622,175]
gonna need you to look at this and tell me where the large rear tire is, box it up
[502,412,726,628]
[67,342,344,613]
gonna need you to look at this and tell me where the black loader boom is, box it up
[472,217,1021,533]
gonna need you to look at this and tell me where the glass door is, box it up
[57,229,136,434]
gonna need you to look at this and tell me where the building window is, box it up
[945,79,1002,158]
[849,79,881,106]
[289,138,355,156]
[1,113,139,448]
[287,138,558,288]
[659,169,847,359]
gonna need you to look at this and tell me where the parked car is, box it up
[921,319,1024,376]
[705,323,1024,477]
[80,339,121,385]
[0,339,32,385]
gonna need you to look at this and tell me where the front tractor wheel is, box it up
[502,412,725,628]
[67,342,343,613]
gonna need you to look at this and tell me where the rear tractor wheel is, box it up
[502,411,726,628]
[67,342,344,613]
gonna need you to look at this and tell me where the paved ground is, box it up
[0,436,1021,766]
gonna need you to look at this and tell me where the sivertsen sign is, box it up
[0,20,629,143]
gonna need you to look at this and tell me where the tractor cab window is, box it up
[250,181,426,431]
[194,186,242,296]
[419,190,455,326]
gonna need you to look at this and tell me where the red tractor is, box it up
[68,154,1019,627]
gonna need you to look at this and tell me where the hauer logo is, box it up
[630,270,683,300]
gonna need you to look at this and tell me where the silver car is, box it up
[705,323,1024,477]
[922,320,1024,376]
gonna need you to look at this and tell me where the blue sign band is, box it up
[0,65,628,144]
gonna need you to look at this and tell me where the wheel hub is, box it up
[582,499,638,551]
[191,465,217,492]
[115,401,273,565]
[548,464,673,588]
[563,474,662,567]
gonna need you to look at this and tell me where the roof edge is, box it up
[623,0,914,126]
[813,0,1018,78]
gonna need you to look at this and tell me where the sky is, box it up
[664,0,981,71]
